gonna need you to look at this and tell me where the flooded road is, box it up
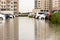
[0,17,60,40]
[35,19,60,40]
[0,17,19,40]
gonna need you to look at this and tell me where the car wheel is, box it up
[37,16,39,19]
[45,16,48,20]
[41,17,44,20]
[13,16,14,18]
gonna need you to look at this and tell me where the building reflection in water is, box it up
[0,17,19,40]
[35,19,60,40]
[0,17,60,40]
[35,20,50,40]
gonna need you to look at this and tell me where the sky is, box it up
[19,0,34,13]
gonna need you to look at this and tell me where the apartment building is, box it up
[0,0,19,14]
[33,0,51,12]
[33,0,52,13]
[52,0,60,11]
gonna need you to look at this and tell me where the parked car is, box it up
[8,14,15,18]
[34,12,39,19]
[38,12,46,20]
[28,13,34,18]
[4,14,15,19]
[0,14,5,20]
[48,13,52,20]
[34,12,50,20]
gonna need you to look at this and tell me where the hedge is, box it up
[50,12,60,24]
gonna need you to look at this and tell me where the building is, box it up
[33,0,52,13]
[0,0,19,14]
[33,0,60,13]
[52,0,60,11]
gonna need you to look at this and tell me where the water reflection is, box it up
[0,17,60,40]
[0,20,5,40]
[19,17,35,40]
[35,19,60,40]
[0,18,19,40]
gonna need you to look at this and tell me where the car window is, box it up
[38,13,44,14]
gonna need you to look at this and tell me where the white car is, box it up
[38,13,46,20]
[0,14,5,20]
[9,14,15,18]
[35,12,40,19]
[35,12,50,20]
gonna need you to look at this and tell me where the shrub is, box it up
[50,12,60,24]
[28,16,33,18]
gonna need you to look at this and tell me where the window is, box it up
[4,2,5,4]
[41,10,43,12]
[1,2,6,4]
[44,10,49,12]
[1,9,6,11]
[14,2,17,4]
[7,5,10,7]
[14,5,16,7]
[7,9,10,10]
[2,6,5,8]
[14,9,17,11]
[1,2,3,4]
[11,2,13,4]
[38,1,40,2]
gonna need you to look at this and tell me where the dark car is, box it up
[4,14,10,19]
[4,14,15,19]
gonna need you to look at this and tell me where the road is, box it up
[0,17,60,40]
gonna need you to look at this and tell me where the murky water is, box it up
[19,17,35,40]
[0,17,19,40]
[0,17,60,40]
[34,19,60,40]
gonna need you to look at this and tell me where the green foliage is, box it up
[51,12,60,24]
[29,16,33,18]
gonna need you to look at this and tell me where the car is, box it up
[28,13,34,17]
[0,14,5,20]
[9,14,15,18]
[4,14,15,19]
[48,13,52,20]
[34,12,40,19]
[34,12,50,20]
[33,13,36,18]
[38,12,46,20]
[44,12,50,20]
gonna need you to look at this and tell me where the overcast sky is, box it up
[19,0,34,13]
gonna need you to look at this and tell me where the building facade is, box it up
[33,0,60,13]
[52,0,60,11]
[0,0,19,14]
[33,0,52,13]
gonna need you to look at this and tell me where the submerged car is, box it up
[8,14,15,18]
[4,14,15,19]
[38,13,46,20]
[34,13,39,19]
[35,12,50,20]
[0,14,5,20]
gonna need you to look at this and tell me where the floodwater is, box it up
[0,17,60,40]
[0,17,19,40]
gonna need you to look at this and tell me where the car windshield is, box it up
[38,13,44,14]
